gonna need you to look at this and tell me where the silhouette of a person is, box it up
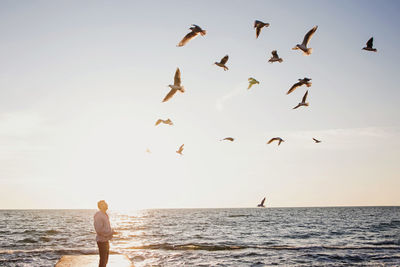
[94,200,115,267]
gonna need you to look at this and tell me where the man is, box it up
[94,200,115,267]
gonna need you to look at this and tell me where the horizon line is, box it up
[1,205,399,211]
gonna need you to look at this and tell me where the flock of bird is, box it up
[152,21,377,206]
[154,21,378,153]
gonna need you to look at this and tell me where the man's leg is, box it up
[97,241,108,267]
[105,241,110,266]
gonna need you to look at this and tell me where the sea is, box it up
[0,207,399,266]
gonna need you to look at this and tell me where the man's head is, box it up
[97,200,108,212]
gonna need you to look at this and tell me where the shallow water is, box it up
[1,207,400,266]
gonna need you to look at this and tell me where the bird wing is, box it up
[267,138,278,144]
[272,50,278,57]
[224,137,234,141]
[302,90,309,102]
[162,89,177,102]
[261,197,266,206]
[292,104,301,109]
[155,119,162,126]
[366,37,374,48]
[256,27,261,38]
[177,31,197,47]
[302,25,318,46]
[254,20,261,28]
[248,82,253,89]
[174,68,181,86]
[313,138,320,143]
[191,24,201,30]
[179,144,184,151]
[220,55,229,64]
[287,82,302,94]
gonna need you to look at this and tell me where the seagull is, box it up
[267,137,284,146]
[248,77,259,89]
[313,138,321,143]
[254,20,270,39]
[293,90,309,109]
[176,144,184,155]
[221,137,234,142]
[162,68,185,102]
[257,197,266,207]
[177,24,207,47]
[292,25,318,55]
[155,118,173,126]
[214,55,229,71]
[268,50,283,63]
[287,78,312,95]
[362,37,377,52]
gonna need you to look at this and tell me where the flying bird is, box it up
[162,68,185,102]
[257,197,266,207]
[293,90,309,109]
[267,137,284,146]
[268,50,283,63]
[155,118,173,126]
[362,37,377,52]
[214,55,229,71]
[221,137,234,142]
[176,144,184,155]
[254,20,270,39]
[287,78,312,95]
[248,77,259,89]
[177,24,206,47]
[292,25,318,55]
[313,138,322,143]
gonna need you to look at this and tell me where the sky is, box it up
[0,0,399,209]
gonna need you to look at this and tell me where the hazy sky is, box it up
[0,0,399,209]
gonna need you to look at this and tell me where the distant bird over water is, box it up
[162,68,185,102]
[267,137,284,146]
[268,50,283,63]
[254,20,270,39]
[313,138,322,143]
[257,197,266,207]
[248,78,259,89]
[221,137,235,142]
[287,78,312,95]
[155,118,173,126]
[362,37,377,52]
[293,90,309,109]
[215,55,229,71]
[292,26,318,55]
[176,144,184,155]
[177,24,206,47]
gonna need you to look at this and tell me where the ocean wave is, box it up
[0,248,97,256]
[128,243,243,251]
[282,232,320,239]
[39,237,51,242]
[44,230,59,235]
[17,238,37,244]
[126,243,400,251]
[368,240,400,246]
